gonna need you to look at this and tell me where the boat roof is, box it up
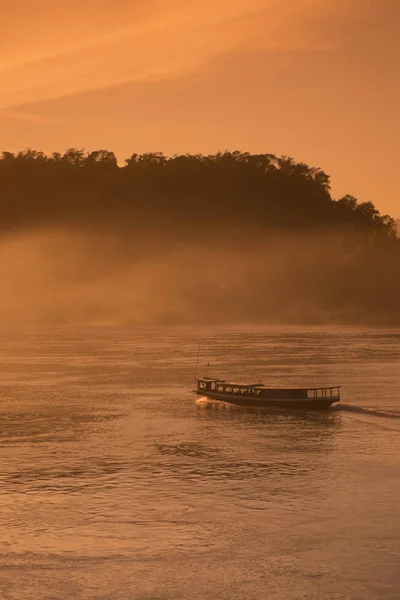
[196,376,341,390]
[199,377,262,387]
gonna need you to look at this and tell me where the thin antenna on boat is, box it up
[194,343,201,389]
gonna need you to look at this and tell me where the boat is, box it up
[194,376,341,409]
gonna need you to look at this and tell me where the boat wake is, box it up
[196,397,239,410]
[334,403,400,420]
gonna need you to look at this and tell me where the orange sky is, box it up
[1,0,399,215]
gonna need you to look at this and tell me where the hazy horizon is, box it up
[0,226,398,327]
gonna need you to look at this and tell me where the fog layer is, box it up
[1,228,398,325]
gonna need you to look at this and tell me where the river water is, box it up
[0,325,399,600]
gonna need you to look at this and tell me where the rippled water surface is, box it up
[0,325,400,600]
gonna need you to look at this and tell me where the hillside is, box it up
[0,149,397,238]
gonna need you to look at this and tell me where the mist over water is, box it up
[1,227,398,326]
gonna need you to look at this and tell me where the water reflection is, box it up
[194,397,342,439]
[1,458,129,494]
[155,441,222,459]
[0,405,126,446]
[0,326,399,600]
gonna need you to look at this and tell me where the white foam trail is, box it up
[195,397,238,410]
[335,403,400,420]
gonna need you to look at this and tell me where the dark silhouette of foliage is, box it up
[0,148,396,235]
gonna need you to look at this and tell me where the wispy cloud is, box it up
[0,107,59,123]
[0,0,351,110]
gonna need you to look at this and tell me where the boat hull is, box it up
[195,391,339,409]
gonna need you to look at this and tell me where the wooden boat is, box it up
[194,377,341,409]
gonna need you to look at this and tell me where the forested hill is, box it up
[0,149,399,326]
[0,149,397,238]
